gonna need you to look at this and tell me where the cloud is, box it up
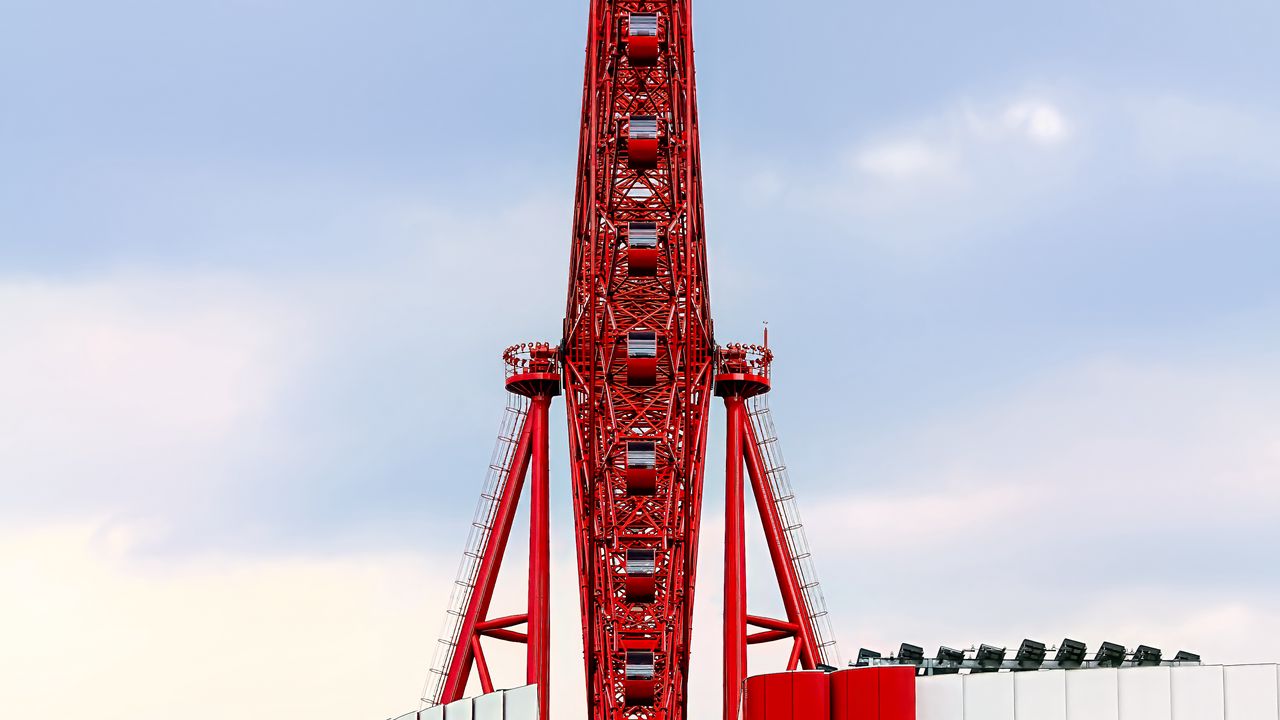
[0,522,447,720]
[801,352,1280,663]
[736,88,1278,260]
[772,93,1085,255]
[0,275,313,523]
[1000,100,1071,144]
[1128,95,1280,177]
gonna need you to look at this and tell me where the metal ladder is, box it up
[746,394,841,666]
[421,394,531,707]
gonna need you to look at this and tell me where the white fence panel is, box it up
[444,698,474,720]
[473,691,504,720]
[1171,665,1224,720]
[1067,668,1120,720]
[1015,668,1067,720]
[504,684,539,720]
[1223,665,1279,720]
[916,674,963,720]
[964,672,1015,720]
[1119,666,1172,720]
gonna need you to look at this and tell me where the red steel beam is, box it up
[743,414,822,670]
[723,395,748,720]
[527,395,552,717]
[440,414,535,703]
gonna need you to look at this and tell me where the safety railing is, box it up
[746,393,840,666]
[421,392,531,707]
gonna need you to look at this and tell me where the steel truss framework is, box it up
[424,3,834,720]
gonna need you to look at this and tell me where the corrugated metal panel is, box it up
[879,666,916,720]
[473,691,504,720]
[1120,667,1172,720]
[1172,665,1225,720]
[965,672,1015,720]
[1067,668,1120,720]
[1223,665,1279,720]
[793,670,831,718]
[744,674,769,720]
[444,698,474,720]
[830,667,877,720]
[761,672,794,718]
[503,685,539,720]
[916,674,963,720]
[1015,668,1067,720]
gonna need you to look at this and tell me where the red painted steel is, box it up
[830,668,879,720]
[432,3,837,718]
[744,416,823,669]
[876,666,916,720]
[527,395,551,714]
[436,346,560,718]
[743,671,832,720]
[724,396,748,720]
[439,415,534,703]
[562,2,716,717]
[829,666,917,720]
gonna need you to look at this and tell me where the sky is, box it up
[2,0,1279,717]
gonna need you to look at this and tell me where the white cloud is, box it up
[853,140,958,181]
[1001,100,1071,144]
[778,93,1082,255]
[1129,95,1280,176]
[0,275,313,519]
[802,352,1280,663]
[0,522,446,719]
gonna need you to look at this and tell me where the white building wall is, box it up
[1223,665,1279,720]
[392,684,539,720]
[917,673,963,720]
[1013,666,1066,720]
[1171,665,1224,720]
[917,665,1279,720]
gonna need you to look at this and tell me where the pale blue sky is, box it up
[2,1,1278,717]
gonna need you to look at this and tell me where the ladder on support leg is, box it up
[421,394,531,707]
[747,394,841,666]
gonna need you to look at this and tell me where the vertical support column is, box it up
[724,395,748,720]
[527,394,552,719]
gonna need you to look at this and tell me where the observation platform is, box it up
[503,343,561,398]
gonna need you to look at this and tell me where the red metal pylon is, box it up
[424,4,837,720]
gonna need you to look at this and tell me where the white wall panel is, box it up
[1067,668,1119,720]
[421,705,446,720]
[392,714,417,720]
[1119,667,1172,720]
[965,672,1015,720]
[503,684,539,720]
[1015,668,1067,720]
[917,674,963,720]
[1172,666,1225,720]
[1224,665,1279,720]
[473,691,504,720]
[444,698,474,720]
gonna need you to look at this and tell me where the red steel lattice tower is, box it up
[423,3,838,720]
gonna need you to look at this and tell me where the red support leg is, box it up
[723,395,748,720]
[742,416,823,669]
[527,395,552,718]
[472,635,495,695]
[440,415,535,703]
